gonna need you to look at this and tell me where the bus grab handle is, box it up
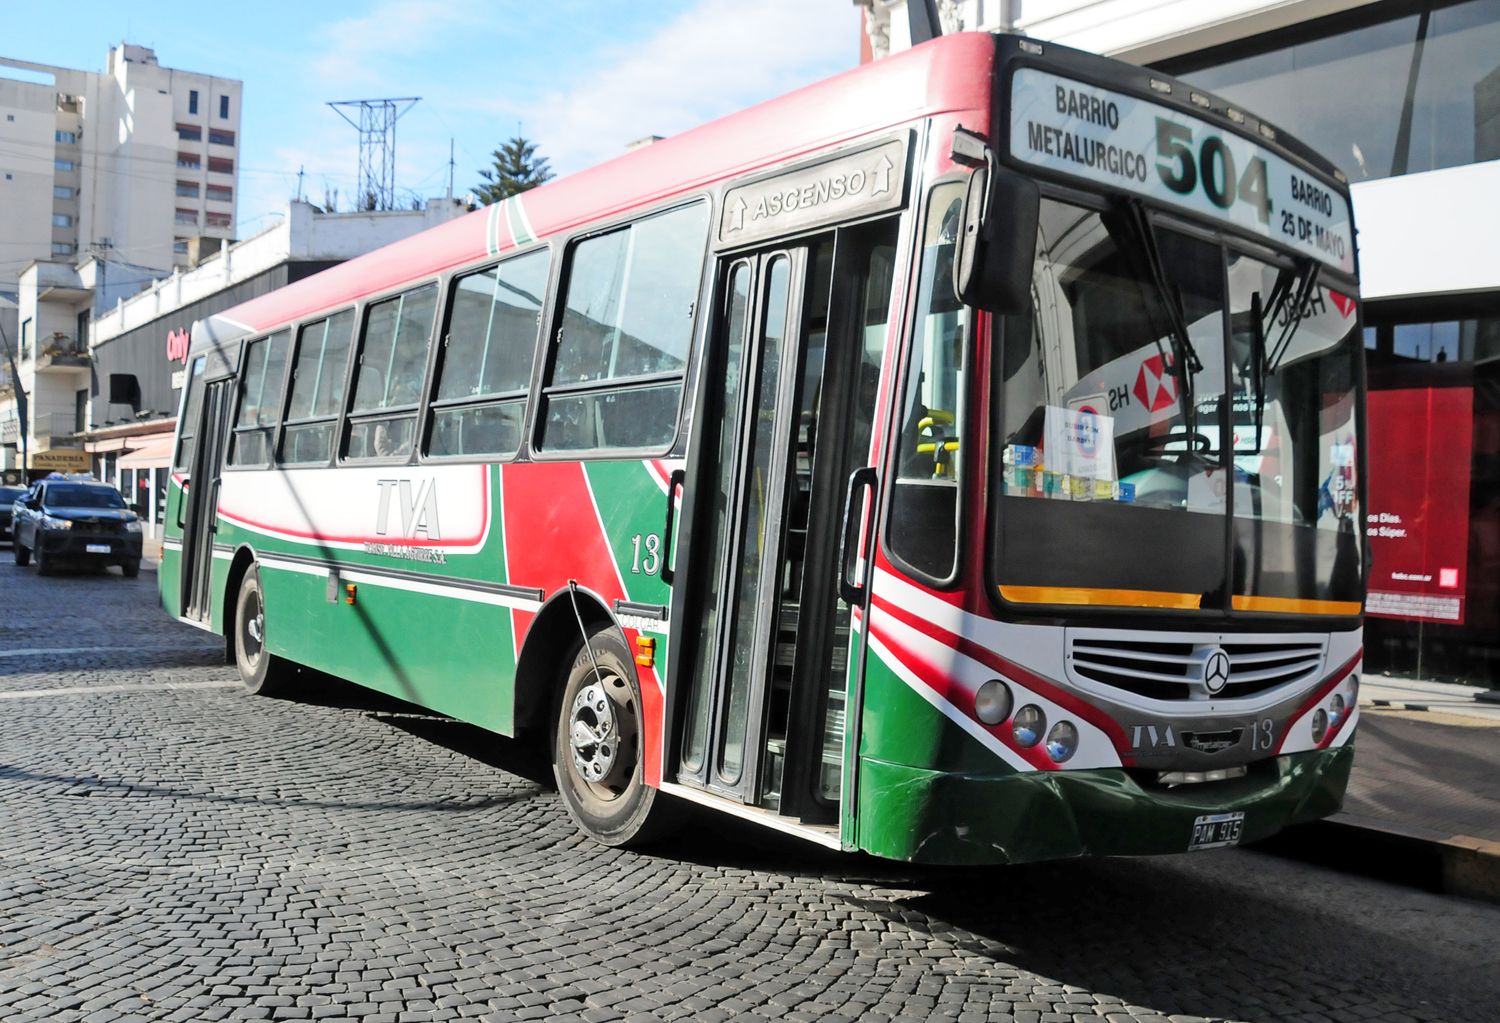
[659,469,685,587]
[837,467,878,606]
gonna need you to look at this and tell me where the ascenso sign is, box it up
[1008,68,1355,275]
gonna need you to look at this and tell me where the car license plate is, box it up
[86,543,110,554]
[1189,812,1245,851]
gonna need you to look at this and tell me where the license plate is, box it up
[1189,812,1245,851]
[85,543,110,554]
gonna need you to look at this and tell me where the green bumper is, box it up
[856,745,1354,865]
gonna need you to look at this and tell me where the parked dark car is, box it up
[0,484,25,544]
[11,476,144,577]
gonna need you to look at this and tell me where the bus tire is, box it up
[233,565,290,696]
[552,626,676,848]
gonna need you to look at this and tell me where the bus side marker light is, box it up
[635,636,655,668]
[345,583,357,606]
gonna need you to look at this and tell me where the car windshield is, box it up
[46,485,126,509]
[992,197,1363,615]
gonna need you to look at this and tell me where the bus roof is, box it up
[199,32,996,348]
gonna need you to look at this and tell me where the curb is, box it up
[1259,814,1500,904]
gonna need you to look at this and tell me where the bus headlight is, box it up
[1012,705,1044,748]
[1046,721,1078,763]
[974,680,1012,725]
[1311,708,1329,744]
[1329,693,1345,725]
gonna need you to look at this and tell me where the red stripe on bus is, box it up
[869,592,1134,763]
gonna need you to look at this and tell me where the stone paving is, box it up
[3,559,1499,1023]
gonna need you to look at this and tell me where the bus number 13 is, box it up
[630,533,662,576]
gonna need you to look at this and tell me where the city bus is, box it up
[160,32,1365,864]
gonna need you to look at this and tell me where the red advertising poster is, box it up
[1365,387,1473,624]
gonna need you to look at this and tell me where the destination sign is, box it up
[1008,68,1355,275]
[718,137,907,247]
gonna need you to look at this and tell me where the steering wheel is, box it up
[1144,430,1214,455]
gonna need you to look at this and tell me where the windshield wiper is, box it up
[1113,198,1203,436]
[1265,258,1320,373]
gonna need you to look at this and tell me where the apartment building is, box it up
[0,42,242,295]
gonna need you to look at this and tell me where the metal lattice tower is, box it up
[328,97,419,211]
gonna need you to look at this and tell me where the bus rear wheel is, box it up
[552,626,675,848]
[234,565,290,696]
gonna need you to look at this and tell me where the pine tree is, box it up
[475,136,553,204]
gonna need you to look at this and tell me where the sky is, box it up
[2,0,861,238]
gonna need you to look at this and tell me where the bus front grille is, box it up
[1067,635,1325,702]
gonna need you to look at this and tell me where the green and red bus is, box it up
[160,32,1365,864]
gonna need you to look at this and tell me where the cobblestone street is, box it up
[3,562,1498,1023]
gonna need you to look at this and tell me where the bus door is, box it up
[180,379,233,622]
[671,218,898,823]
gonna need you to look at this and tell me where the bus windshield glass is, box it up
[994,197,1363,613]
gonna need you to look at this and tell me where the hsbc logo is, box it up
[1132,354,1177,413]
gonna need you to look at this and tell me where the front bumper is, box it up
[37,529,144,561]
[857,744,1354,865]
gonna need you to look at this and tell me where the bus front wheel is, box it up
[552,626,675,847]
[233,565,290,696]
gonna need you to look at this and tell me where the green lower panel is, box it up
[857,745,1354,865]
[259,563,515,733]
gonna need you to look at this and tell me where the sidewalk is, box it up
[1294,676,1500,903]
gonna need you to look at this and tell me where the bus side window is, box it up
[538,200,709,454]
[281,308,355,465]
[426,248,550,458]
[887,184,968,582]
[344,283,438,462]
[228,331,290,468]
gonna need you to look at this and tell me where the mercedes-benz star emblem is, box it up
[1202,648,1231,695]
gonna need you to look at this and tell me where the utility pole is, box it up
[296,164,305,203]
[328,98,420,212]
[447,138,455,202]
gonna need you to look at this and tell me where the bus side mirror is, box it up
[954,165,1039,314]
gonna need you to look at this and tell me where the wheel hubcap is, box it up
[570,680,619,782]
[242,594,263,668]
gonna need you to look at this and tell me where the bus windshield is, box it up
[993,196,1364,613]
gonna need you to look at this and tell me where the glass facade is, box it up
[1363,316,1500,684]
[1179,0,1500,181]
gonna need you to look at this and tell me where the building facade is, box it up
[859,0,1500,684]
[0,199,468,537]
[0,43,243,290]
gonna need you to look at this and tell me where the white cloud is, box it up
[520,0,858,174]
[313,0,473,87]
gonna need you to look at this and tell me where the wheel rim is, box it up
[241,589,264,671]
[567,663,639,803]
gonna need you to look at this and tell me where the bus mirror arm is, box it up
[954,163,1039,315]
[659,469,685,587]
[837,467,879,607]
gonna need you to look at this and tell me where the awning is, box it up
[117,435,177,470]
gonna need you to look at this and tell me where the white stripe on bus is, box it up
[257,554,544,612]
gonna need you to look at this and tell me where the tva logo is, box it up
[165,328,191,363]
